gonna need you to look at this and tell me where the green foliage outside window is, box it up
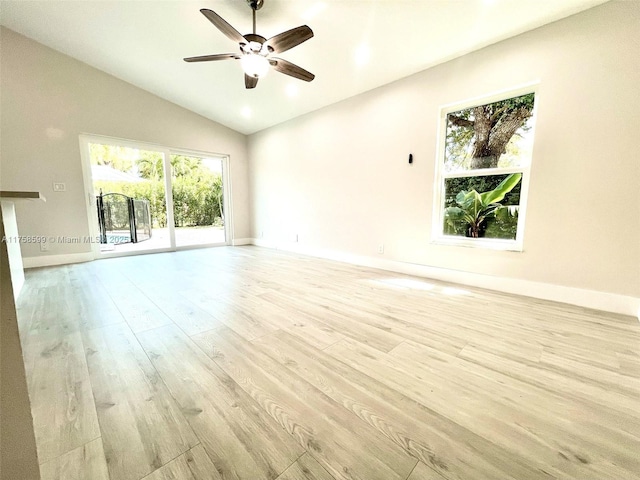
[443,174,521,239]
[91,145,224,229]
[95,175,223,229]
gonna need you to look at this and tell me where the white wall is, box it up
[0,28,250,260]
[248,1,640,300]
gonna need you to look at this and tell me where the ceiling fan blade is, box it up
[270,58,315,82]
[264,25,313,54]
[200,9,246,44]
[245,74,259,89]
[184,53,239,63]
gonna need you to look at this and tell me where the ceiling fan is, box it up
[184,0,315,89]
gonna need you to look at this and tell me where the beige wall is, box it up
[0,28,250,259]
[248,1,640,298]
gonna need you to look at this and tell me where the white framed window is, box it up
[432,85,538,251]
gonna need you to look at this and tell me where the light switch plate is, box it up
[53,182,66,192]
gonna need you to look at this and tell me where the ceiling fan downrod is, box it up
[248,0,264,35]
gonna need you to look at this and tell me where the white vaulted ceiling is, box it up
[0,0,609,135]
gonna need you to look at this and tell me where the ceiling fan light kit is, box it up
[184,0,315,89]
[241,53,269,78]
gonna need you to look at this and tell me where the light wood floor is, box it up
[16,246,640,480]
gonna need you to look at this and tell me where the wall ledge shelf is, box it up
[1,191,46,299]
[0,191,46,202]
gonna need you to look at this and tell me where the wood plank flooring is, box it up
[15,246,640,480]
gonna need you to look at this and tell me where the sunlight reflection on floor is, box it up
[368,277,471,296]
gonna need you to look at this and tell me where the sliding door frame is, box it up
[79,133,232,259]
[169,146,233,251]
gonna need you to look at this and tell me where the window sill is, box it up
[431,235,523,252]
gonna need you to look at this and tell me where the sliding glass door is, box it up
[89,143,171,254]
[81,135,230,257]
[170,154,226,248]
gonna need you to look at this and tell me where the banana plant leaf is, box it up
[479,173,522,206]
[443,173,522,238]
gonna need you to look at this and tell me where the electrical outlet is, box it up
[53,182,66,192]
[378,244,384,254]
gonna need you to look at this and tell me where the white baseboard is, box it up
[24,240,253,266]
[249,238,640,319]
[251,238,274,248]
[231,238,253,246]
[23,252,94,269]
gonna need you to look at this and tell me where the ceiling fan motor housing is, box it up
[242,33,272,54]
